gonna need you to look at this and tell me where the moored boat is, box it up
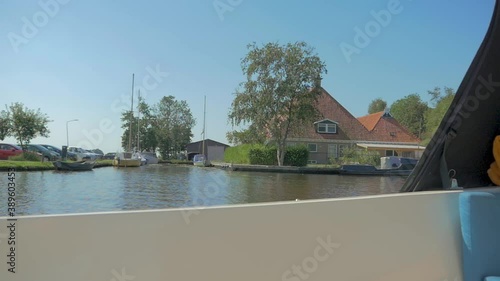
[193,154,208,167]
[141,152,159,164]
[113,152,141,167]
[53,160,95,171]
[339,164,413,176]
[193,96,211,167]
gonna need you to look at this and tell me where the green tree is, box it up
[6,102,50,148]
[0,108,11,140]
[390,94,428,139]
[153,96,195,159]
[336,146,381,166]
[226,124,266,145]
[368,98,387,114]
[121,95,195,158]
[120,110,138,151]
[228,41,327,166]
[423,87,455,144]
[136,96,157,152]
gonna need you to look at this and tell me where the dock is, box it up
[211,162,341,174]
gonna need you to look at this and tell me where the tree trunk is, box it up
[277,142,286,166]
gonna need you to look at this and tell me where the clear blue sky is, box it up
[0,0,495,153]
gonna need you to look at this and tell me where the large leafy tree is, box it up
[390,94,429,139]
[226,124,266,145]
[121,95,195,158]
[228,41,327,166]
[423,87,455,144]
[137,97,158,152]
[0,108,11,140]
[368,98,387,114]
[153,96,195,159]
[121,96,155,152]
[5,102,50,147]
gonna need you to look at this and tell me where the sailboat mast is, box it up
[202,95,206,155]
[137,89,141,152]
[128,73,135,152]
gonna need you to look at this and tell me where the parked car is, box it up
[91,149,104,157]
[39,144,78,161]
[103,152,116,160]
[84,149,102,160]
[23,144,60,161]
[67,146,98,160]
[0,143,23,160]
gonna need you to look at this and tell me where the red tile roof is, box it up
[290,89,421,143]
[357,111,384,131]
[290,88,370,140]
[362,112,421,142]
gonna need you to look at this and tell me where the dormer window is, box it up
[314,119,338,134]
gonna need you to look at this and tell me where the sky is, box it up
[0,0,495,153]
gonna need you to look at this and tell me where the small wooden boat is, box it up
[53,160,95,171]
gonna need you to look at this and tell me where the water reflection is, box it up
[0,165,405,216]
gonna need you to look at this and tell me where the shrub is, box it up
[248,145,277,165]
[224,144,255,164]
[225,143,309,166]
[9,152,42,162]
[335,146,381,166]
[284,145,309,167]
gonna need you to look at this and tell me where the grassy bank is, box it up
[0,159,114,171]
[0,161,54,171]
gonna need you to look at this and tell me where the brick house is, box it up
[286,88,424,164]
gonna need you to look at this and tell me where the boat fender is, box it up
[488,136,500,186]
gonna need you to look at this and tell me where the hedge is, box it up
[249,145,277,165]
[224,144,255,164]
[283,145,309,167]
[225,144,309,166]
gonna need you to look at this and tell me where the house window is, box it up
[308,143,317,152]
[328,144,338,159]
[317,123,337,134]
[307,160,317,164]
[402,151,412,158]
[385,150,399,156]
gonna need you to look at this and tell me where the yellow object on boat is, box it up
[487,136,500,185]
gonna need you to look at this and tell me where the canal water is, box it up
[0,165,405,216]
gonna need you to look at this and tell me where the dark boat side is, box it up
[339,164,414,176]
[53,161,95,171]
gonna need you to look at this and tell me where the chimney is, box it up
[383,107,391,117]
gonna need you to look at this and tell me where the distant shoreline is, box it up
[0,159,196,172]
[0,160,114,172]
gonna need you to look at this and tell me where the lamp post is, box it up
[66,119,78,146]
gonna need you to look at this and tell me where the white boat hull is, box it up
[0,190,465,281]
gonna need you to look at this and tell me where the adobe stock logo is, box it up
[213,0,243,21]
[339,0,410,63]
[7,0,71,53]
[281,235,341,281]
